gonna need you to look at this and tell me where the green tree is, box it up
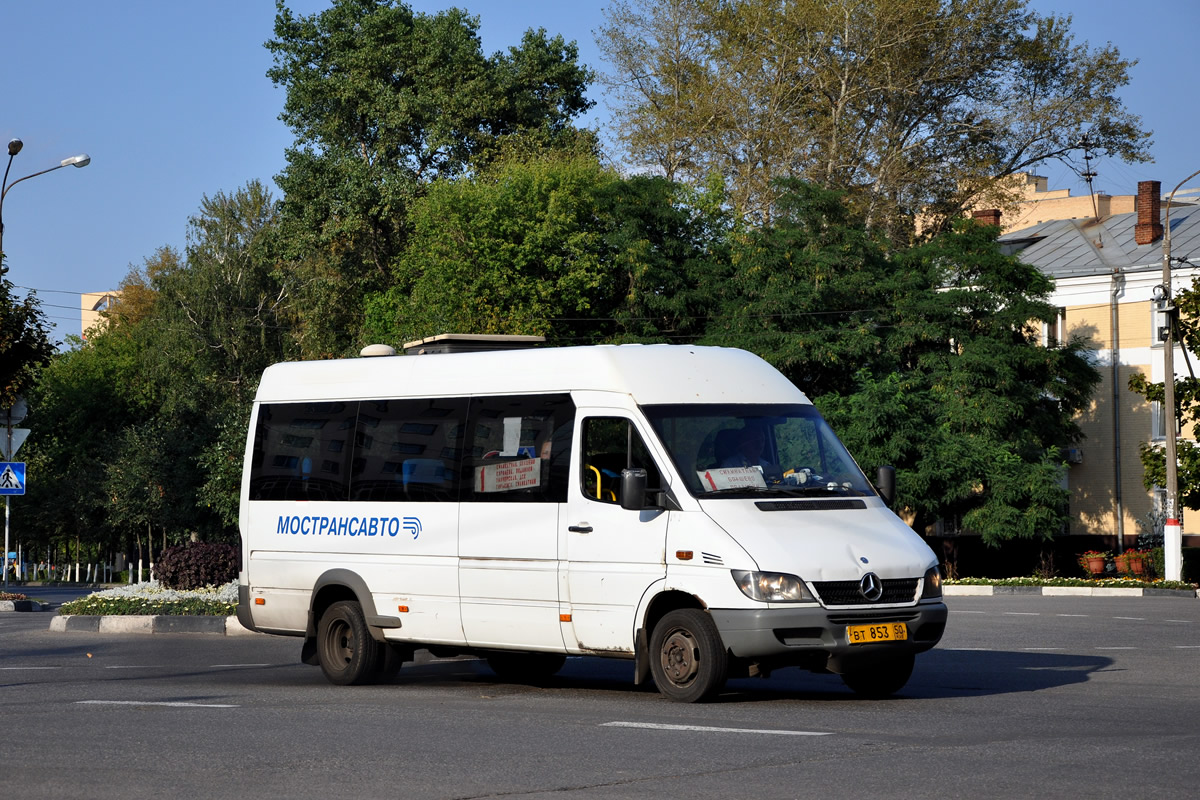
[600,0,1149,237]
[0,260,55,407]
[709,181,1100,543]
[266,0,594,356]
[1129,278,1200,511]
[364,152,722,346]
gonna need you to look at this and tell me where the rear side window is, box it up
[462,394,575,503]
[350,398,467,502]
[249,402,357,501]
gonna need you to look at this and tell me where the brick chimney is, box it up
[972,209,1002,227]
[1135,180,1163,245]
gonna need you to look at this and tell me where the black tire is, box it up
[485,652,567,683]
[839,653,915,699]
[649,609,728,703]
[316,600,380,686]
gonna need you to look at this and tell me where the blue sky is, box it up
[3,0,1197,342]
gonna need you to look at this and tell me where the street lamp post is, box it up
[1161,168,1200,583]
[0,138,90,586]
[0,138,91,260]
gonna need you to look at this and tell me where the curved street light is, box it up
[0,138,90,587]
[0,137,91,260]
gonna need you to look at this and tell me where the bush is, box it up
[155,542,240,590]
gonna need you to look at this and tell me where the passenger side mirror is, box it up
[620,468,648,511]
[875,466,896,508]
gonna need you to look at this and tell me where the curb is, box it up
[945,585,1198,598]
[0,600,49,612]
[49,615,264,635]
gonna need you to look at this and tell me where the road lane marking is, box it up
[602,722,831,737]
[1174,646,1200,649]
[75,700,239,708]
[0,667,60,671]
[210,663,271,668]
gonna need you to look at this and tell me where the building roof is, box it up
[999,204,1200,279]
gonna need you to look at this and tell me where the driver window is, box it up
[581,417,661,505]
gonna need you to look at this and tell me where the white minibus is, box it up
[237,343,946,702]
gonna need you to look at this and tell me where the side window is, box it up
[463,394,575,503]
[581,417,661,505]
[350,397,466,502]
[249,402,357,501]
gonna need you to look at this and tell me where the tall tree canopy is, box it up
[0,260,54,408]
[364,152,724,347]
[706,181,1101,542]
[599,0,1149,237]
[266,0,595,356]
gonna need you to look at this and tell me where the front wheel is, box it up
[649,609,728,703]
[316,600,380,685]
[839,653,915,699]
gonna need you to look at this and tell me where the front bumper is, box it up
[710,600,948,672]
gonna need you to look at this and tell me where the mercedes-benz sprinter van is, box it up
[237,344,946,702]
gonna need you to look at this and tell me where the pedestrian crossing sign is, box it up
[0,462,25,495]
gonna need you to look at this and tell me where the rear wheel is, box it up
[649,609,728,703]
[485,652,566,683]
[839,653,915,698]
[316,600,379,686]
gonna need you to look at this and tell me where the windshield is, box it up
[643,403,876,499]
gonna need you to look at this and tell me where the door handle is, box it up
[568,524,593,533]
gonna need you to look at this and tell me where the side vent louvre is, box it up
[755,499,867,512]
[701,552,724,566]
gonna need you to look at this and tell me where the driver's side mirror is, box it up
[620,468,648,510]
[875,466,896,508]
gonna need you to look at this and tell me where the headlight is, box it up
[921,565,943,599]
[731,570,816,603]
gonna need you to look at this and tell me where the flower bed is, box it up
[58,580,238,617]
[947,576,1195,590]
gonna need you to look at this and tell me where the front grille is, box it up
[813,578,919,606]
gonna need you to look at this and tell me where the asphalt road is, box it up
[2,594,1198,799]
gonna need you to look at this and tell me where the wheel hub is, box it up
[660,629,699,685]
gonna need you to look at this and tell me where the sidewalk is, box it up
[48,614,260,635]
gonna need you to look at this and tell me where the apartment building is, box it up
[997,180,1200,548]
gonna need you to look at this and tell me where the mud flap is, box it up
[633,627,651,686]
[301,636,319,666]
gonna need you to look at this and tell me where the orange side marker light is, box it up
[676,550,694,561]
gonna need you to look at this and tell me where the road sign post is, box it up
[3,398,28,589]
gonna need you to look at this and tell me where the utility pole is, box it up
[1161,169,1200,582]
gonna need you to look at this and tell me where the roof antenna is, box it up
[1076,132,1102,245]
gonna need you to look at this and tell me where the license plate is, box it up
[846,622,908,644]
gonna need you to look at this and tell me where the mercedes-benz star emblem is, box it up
[859,572,884,602]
